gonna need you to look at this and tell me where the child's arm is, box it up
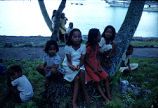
[85,54,98,73]
[127,59,132,72]
[66,54,77,71]
[76,54,85,70]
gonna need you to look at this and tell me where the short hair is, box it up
[66,28,82,46]
[8,65,22,76]
[44,40,59,54]
[128,44,133,51]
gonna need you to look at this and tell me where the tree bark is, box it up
[112,0,146,74]
[38,0,52,32]
[51,0,66,41]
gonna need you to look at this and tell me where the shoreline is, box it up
[0,35,158,48]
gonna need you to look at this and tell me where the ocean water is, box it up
[0,0,158,37]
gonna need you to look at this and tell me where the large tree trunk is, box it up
[38,0,52,32]
[112,0,146,74]
[38,0,66,41]
[51,0,66,41]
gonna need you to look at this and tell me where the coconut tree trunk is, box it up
[112,0,146,74]
[51,0,66,41]
[38,0,52,32]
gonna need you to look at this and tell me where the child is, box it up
[65,22,73,41]
[85,28,111,102]
[36,40,62,87]
[6,65,33,103]
[119,44,138,74]
[62,28,89,108]
[99,25,116,76]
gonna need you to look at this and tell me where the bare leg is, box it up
[96,82,109,102]
[73,77,79,108]
[104,78,112,100]
[80,71,90,103]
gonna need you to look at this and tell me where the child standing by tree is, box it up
[1,65,33,107]
[36,40,62,88]
[99,25,116,76]
[62,28,89,108]
[119,44,138,74]
[85,28,111,102]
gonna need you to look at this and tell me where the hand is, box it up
[50,67,57,74]
[69,64,77,71]
[76,65,80,70]
[97,68,102,73]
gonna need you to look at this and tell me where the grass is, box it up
[0,58,158,108]
[131,40,158,47]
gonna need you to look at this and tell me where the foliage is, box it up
[0,58,158,107]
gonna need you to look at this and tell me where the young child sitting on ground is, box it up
[119,44,139,74]
[36,40,63,88]
[3,65,33,105]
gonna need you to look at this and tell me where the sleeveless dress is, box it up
[85,44,108,83]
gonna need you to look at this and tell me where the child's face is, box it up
[48,45,57,56]
[11,72,20,80]
[126,48,133,55]
[71,31,82,45]
[104,28,113,39]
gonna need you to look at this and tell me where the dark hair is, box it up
[8,65,22,76]
[87,28,100,46]
[102,25,116,41]
[66,28,82,46]
[126,44,133,55]
[128,44,133,51]
[44,40,59,54]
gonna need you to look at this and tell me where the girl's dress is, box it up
[85,44,108,83]
[62,44,86,82]
[43,53,62,77]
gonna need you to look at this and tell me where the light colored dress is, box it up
[62,44,86,82]
[119,53,138,72]
[11,75,34,102]
[99,37,112,53]
[43,53,62,77]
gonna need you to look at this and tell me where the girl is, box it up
[36,40,62,87]
[85,28,111,102]
[62,28,89,108]
[99,25,116,76]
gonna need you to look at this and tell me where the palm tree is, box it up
[112,0,146,74]
[38,0,66,41]
[38,0,52,32]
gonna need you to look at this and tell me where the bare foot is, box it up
[73,103,78,108]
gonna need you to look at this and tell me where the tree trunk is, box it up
[112,0,146,74]
[51,0,66,41]
[38,0,52,32]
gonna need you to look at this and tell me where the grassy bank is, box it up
[0,58,158,108]
[0,36,158,48]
